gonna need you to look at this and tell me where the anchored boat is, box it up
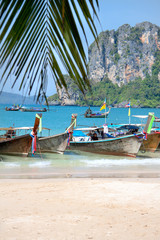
[70,130,143,157]
[84,107,111,118]
[0,114,41,156]
[20,107,47,112]
[69,113,157,158]
[5,105,20,111]
[37,114,77,154]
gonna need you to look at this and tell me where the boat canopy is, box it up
[0,127,51,131]
[116,124,139,130]
[74,127,101,131]
[107,124,142,131]
[73,130,87,137]
[132,115,148,119]
[89,111,101,114]
[132,114,160,122]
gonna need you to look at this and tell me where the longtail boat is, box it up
[70,132,143,157]
[37,133,69,154]
[84,107,111,118]
[110,113,160,157]
[0,114,41,156]
[5,106,20,111]
[139,132,160,152]
[69,113,156,158]
[137,132,160,157]
[131,113,160,157]
[20,107,47,112]
[37,114,77,154]
[116,126,160,157]
[154,116,160,122]
[137,129,160,157]
[110,114,160,157]
[112,120,160,155]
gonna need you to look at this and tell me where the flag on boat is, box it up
[100,99,106,111]
[128,107,131,117]
[125,102,131,117]
[125,102,130,108]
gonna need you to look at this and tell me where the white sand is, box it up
[0,178,160,240]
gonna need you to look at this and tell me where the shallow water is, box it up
[0,150,160,178]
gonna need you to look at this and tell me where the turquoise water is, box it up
[1,104,160,134]
[0,104,160,178]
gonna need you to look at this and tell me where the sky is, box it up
[1,0,160,97]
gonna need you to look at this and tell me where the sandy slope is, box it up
[0,178,160,240]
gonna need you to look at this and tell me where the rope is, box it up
[133,130,147,140]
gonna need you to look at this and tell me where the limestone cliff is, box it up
[48,22,160,106]
[88,21,160,85]
[56,75,80,106]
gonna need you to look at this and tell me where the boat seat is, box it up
[106,133,115,138]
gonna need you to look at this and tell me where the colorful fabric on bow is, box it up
[67,129,71,146]
[30,132,37,155]
[36,114,42,133]
[142,130,147,140]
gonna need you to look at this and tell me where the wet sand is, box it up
[0,178,160,240]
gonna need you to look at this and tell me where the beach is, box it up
[0,178,160,240]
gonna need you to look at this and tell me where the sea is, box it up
[0,104,160,178]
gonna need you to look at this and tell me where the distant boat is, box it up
[84,107,111,118]
[0,114,41,156]
[154,116,160,122]
[20,107,47,112]
[5,105,20,111]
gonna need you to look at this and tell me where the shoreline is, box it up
[1,171,160,179]
[0,178,160,240]
[1,167,160,179]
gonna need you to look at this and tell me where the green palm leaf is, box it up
[0,0,99,101]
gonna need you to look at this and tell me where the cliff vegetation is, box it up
[47,22,160,108]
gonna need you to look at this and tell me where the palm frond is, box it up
[0,0,99,101]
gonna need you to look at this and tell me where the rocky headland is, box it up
[46,22,160,107]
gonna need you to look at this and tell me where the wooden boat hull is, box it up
[137,148,160,158]
[84,107,111,118]
[70,134,143,157]
[0,134,32,156]
[5,107,19,111]
[140,133,160,152]
[137,132,160,157]
[20,108,47,112]
[85,112,109,118]
[37,133,68,154]
[0,114,41,156]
